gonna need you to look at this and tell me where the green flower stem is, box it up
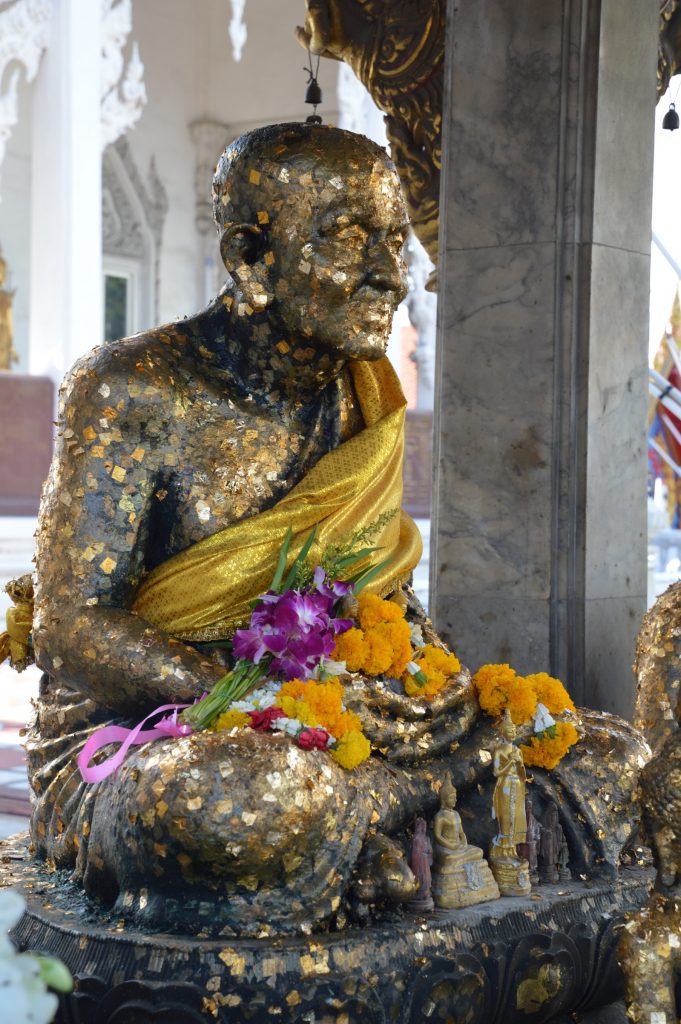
[181,659,266,731]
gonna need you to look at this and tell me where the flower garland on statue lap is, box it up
[472,663,580,769]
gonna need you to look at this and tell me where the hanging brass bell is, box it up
[305,79,322,106]
[663,103,680,131]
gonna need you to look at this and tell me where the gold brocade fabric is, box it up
[133,358,423,641]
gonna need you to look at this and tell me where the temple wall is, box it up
[431,0,657,717]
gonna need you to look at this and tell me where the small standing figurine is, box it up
[539,799,562,883]
[517,796,541,885]
[489,710,532,895]
[0,250,17,371]
[558,830,571,882]
[408,817,434,913]
[431,774,499,909]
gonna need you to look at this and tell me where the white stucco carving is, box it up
[0,0,52,185]
[101,0,147,150]
[229,0,248,62]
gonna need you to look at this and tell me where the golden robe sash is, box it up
[133,358,423,641]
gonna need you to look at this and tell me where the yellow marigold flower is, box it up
[361,630,394,676]
[332,628,365,672]
[472,663,537,725]
[525,672,576,715]
[279,678,307,701]
[402,644,461,700]
[375,619,413,677]
[520,721,579,769]
[214,709,250,731]
[330,729,371,769]
[279,695,319,727]
[357,592,404,630]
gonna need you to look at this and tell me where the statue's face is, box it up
[265,148,408,361]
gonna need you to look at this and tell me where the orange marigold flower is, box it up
[279,678,307,701]
[403,644,462,700]
[332,628,365,672]
[472,663,537,725]
[525,672,576,715]
[330,729,371,769]
[357,592,404,630]
[520,721,579,769]
[361,630,394,676]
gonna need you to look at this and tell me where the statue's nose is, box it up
[365,240,407,300]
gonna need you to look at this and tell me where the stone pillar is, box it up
[431,0,657,717]
[28,0,102,383]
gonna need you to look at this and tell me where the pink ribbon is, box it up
[77,704,193,784]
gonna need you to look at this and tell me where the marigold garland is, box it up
[330,729,371,770]
[519,721,579,769]
[212,677,372,769]
[472,663,538,724]
[331,594,413,678]
[403,645,461,699]
[525,672,576,715]
[279,678,362,739]
[473,663,579,769]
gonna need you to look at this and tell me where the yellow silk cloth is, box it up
[133,358,423,642]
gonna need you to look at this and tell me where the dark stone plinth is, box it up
[1,833,651,1023]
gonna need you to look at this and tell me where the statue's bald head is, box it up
[211,121,408,363]
[212,121,397,234]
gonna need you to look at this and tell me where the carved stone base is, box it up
[490,849,532,896]
[432,847,500,909]
[1,834,651,1024]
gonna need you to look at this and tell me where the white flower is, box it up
[311,658,346,680]
[272,717,302,737]
[406,661,421,676]
[0,890,72,1024]
[533,702,556,733]
[231,689,278,713]
[409,622,424,647]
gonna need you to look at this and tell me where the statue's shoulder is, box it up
[58,326,194,429]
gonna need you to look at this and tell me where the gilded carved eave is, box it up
[297,0,444,265]
[299,0,680,271]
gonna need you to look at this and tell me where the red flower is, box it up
[249,706,284,731]
[297,727,331,751]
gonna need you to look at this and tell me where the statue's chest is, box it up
[157,406,332,554]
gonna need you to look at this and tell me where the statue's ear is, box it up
[219,223,263,271]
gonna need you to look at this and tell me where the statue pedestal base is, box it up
[1,834,650,1024]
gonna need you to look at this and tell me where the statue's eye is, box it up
[322,223,368,245]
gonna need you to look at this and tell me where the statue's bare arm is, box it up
[32,348,222,717]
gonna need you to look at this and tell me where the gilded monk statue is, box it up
[21,122,647,937]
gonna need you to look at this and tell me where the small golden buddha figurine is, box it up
[0,250,17,371]
[431,774,499,910]
[489,710,532,896]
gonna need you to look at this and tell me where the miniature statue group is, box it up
[408,709,571,914]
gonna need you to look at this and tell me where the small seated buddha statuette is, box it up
[431,774,499,910]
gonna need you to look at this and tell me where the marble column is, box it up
[28,0,103,384]
[431,0,657,717]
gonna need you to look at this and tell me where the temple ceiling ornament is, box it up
[229,0,248,62]
[0,0,52,196]
[297,0,444,267]
[101,0,147,150]
[298,0,681,271]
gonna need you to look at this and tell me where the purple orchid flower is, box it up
[232,572,354,680]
